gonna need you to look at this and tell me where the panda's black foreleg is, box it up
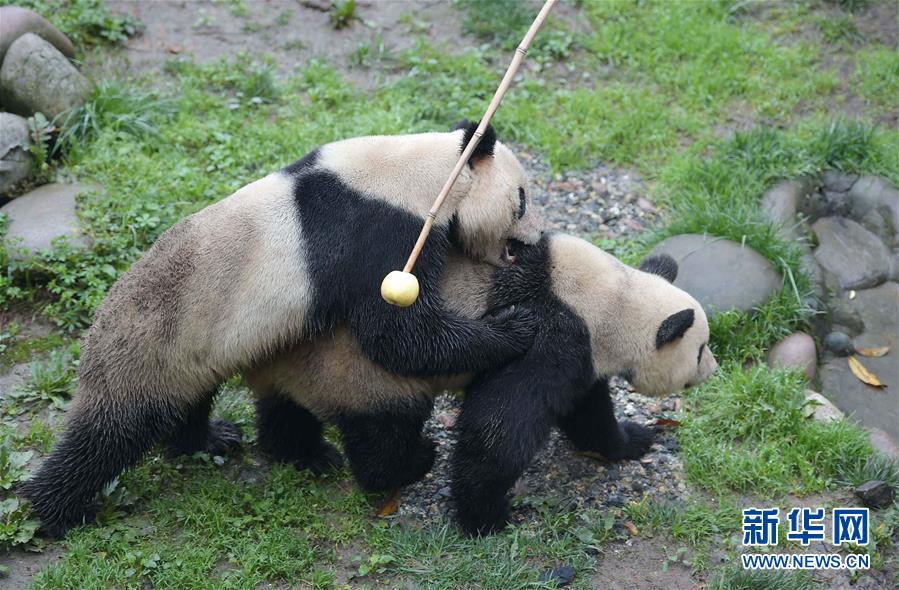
[335,398,435,491]
[256,393,344,474]
[451,379,553,536]
[349,294,539,377]
[167,390,243,457]
[556,379,654,461]
[20,395,182,538]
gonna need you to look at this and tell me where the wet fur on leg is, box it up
[20,397,183,538]
[256,394,343,474]
[167,392,243,456]
[336,399,435,491]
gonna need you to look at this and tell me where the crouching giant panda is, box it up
[22,122,545,537]
[245,233,719,535]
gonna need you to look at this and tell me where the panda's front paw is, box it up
[296,442,345,475]
[486,305,540,354]
[206,419,244,455]
[615,421,654,460]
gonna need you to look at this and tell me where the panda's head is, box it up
[450,120,544,266]
[548,234,718,397]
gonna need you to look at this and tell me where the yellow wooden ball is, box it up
[380,270,420,307]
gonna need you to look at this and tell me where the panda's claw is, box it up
[206,419,244,456]
[617,420,654,459]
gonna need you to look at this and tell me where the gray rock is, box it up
[820,282,899,439]
[891,251,899,282]
[823,331,854,356]
[853,480,894,510]
[804,390,844,423]
[1,182,92,258]
[538,565,575,587]
[867,427,899,460]
[0,33,90,119]
[849,175,899,240]
[0,112,32,195]
[812,217,890,290]
[648,234,781,315]
[0,6,76,63]
[768,332,816,380]
[829,303,864,337]
[822,170,859,193]
[761,179,809,235]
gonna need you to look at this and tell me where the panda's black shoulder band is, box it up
[451,119,497,164]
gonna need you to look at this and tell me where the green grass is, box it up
[708,567,818,590]
[1,0,898,586]
[0,0,138,48]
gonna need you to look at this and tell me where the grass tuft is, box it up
[708,567,819,590]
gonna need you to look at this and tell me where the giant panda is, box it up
[244,233,719,535]
[21,121,545,537]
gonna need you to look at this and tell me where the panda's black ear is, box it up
[640,254,678,283]
[451,119,496,166]
[656,308,694,349]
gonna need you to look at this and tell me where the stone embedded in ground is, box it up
[0,33,90,119]
[768,332,817,380]
[538,565,575,587]
[868,427,899,460]
[648,234,781,315]
[891,251,899,282]
[0,182,93,258]
[819,282,899,440]
[0,6,76,63]
[761,179,810,236]
[853,480,895,510]
[804,390,844,423]
[812,217,890,290]
[0,112,33,196]
[849,175,899,240]
[822,170,859,193]
[823,331,854,356]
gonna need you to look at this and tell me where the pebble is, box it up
[823,331,854,356]
[767,332,817,380]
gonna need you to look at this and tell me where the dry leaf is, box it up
[623,521,639,536]
[649,418,682,429]
[375,489,400,517]
[848,356,887,389]
[577,450,608,461]
[856,346,890,358]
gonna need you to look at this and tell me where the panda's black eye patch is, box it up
[517,187,526,219]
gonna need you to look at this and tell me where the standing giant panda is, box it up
[245,233,719,535]
[22,121,544,537]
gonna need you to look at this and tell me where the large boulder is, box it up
[0,112,32,196]
[848,175,899,244]
[812,217,890,290]
[760,179,811,237]
[648,234,781,315]
[0,6,76,63]
[0,33,89,119]
[1,182,92,258]
[819,282,899,440]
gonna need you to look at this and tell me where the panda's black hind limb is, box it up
[335,398,436,491]
[167,392,243,457]
[256,393,344,475]
[20,392,188,538]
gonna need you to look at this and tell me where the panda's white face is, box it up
[454,140,544,266]
[548,235,718,397]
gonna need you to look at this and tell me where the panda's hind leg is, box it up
[335,398,435,491]
[256,393,344,474]
[167,391,243,457]
[557,379,654,461]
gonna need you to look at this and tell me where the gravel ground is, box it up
[395,151,685,523]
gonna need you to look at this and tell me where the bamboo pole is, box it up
[381,0,557,307]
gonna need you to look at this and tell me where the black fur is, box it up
[20,398,184,537]
[289,154,537,376]
[167,392,242,457]
[335,399,436,491]
[639,254,678,283]
[256,394,344,474]
[655,308,695,349]
[450,238,655,535]
[450,119,497,164]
